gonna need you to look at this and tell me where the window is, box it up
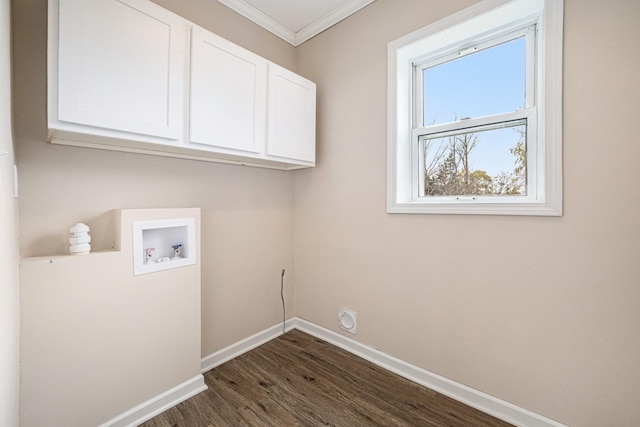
[387,0,563,215]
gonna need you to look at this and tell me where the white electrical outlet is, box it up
[338,307,357,334]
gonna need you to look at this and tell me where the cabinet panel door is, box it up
[54,0,186,139]
[267,64,316,163]
[190,27,267,153]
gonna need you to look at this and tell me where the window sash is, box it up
[411,22,537,203]
[412,108,537,201]
[413,25,536,129]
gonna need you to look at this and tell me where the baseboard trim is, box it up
[98,374,207,427]
[291,317,567,427]
[200,319,296,373]
[199,317,565,426]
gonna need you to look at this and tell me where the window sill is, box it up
[387,198,562,216]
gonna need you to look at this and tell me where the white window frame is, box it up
[387,0,563,216]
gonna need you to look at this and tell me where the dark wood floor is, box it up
[141,329,513,426]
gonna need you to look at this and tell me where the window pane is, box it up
[421,123,526,197]
[423,37,525,126]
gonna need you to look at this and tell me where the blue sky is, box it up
[422,37,525,176]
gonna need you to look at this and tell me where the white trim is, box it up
[200,319,295,372]
[98,375,207,427]
[217,0,376,46]
[294,0,376,46]
[217,0,295,44]
[49,137,311,170]
[201,318,567,427]
[539,0,564,216]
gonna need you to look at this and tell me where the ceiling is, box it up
[217,0,376,46]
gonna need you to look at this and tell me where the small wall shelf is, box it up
[132,217,196,275]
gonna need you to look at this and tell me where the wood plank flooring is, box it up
[141,329,513,426]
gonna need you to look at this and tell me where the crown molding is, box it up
[217,0,296,44]
[217,0,376,46]
[294,0,375,45]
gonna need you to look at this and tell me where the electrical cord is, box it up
[280,269,286,334]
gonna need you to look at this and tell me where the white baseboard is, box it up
[99,374,207,427]
[291,318,567,427]
[199,317,566,427]
[200,319,295,373]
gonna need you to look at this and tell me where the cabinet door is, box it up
[267,64,316,164]
[189,27,267,153]
[52,0,186,140]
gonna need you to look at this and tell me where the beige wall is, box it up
[20,208,202,427]
[12,0,297,361]
[1,0,20,425]
[294,0,640,426]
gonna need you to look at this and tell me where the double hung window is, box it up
[387,0,563,215]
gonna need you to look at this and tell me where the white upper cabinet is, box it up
[189,27,267,153]
[48,0,316,169]
[267,64,316,164]
[49,0,188,142]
